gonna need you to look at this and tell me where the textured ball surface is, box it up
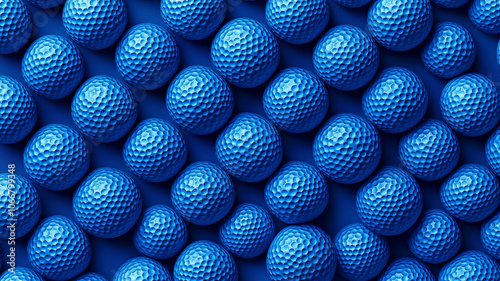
[432,0,469,8]
[486,126,500,176]
[114,257,172,281]
[0,267,45,281]
[263,67,328,133]
[469,0,500,34]
[333,0,372,8]
[166,65,234,135]
[439,251,500,281]
[25,0,65,8]
[379,258,435,281]
[267,225,336,281]
[0,0,31,54]
[75,273,108,281]
[482,212,500,259]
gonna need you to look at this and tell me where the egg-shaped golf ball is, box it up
[482,212,500,259]
[0,0,32,54]
[379,258,435,281]
[114,257,172,281]
[0,267,45,281]
[439,250,500,281]
[469,0,500,34]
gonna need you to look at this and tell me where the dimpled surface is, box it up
[486,127,500,176]
[357,166,423,236]
[161,0,225,40]
[267,225,336,281]
[24,124,90,191]
[333,0,372,8]
[174,240,238,281]
[263,68,328,133]
[362,67,428,133]
[72,75,138,143]
[75,273,108,281]
[441,73,500,136]
[313,25,379,91]
[219,203,276,258]
[116,23,180,90]
[399,119,459,181]
[368,0,433,51]
[133,204,188,259]
[114,257,172,281]
[28,216,91,280]
[0,76,37,144]
[439,251,500,281]
[171,161,235,225]
[166,65,234,135]
[0,267,45,281]
[0,0,31,54]
[313,113,382,184]
[22,35,84,99]
[441,164,500,222]
[25,0,65,8]
[265,161,328,224]
[408,209,461,264]
[123,118,187,182]
[422,22,476,79]
[469,0,500,34]
[211,18,280,88]
[63,0,127,50]
[379,258,435,281]
[265,0,329,44]
[334,223,390,281]
[73,167,142,238]
[482,212,500,259]
[432,0,469,8]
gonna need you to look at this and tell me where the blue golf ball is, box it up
[0,0,31,54]
[432,0,469,8]
[116,23,180,90]
[63,0,128,50]
[313,25,379,91]
[439,251,500,281]
[362,67,428,133]
[333,0,372,8]
[212,18,280,88]
[174,240,238,281]
[421,22,476,79]
[486,127,500,176]
[161,0,225,40]
[441,73,500,137]
[265,0,330,44]
[482,212,500,259]
[25,0,65,8]
[28,215,91,280]
[0,76,37,144]
[265,161,328,224]
[313,113,382,184]
[216,112,283,182]
[469,0,500,34]
[133,204,188,259]
[0,267,45,281]
[123,118,188,182]
[334,223,390,281]
[263,67,328,133]
[379,258,435,281]
[399,119,460,181]
[72,75,138,143]
[408,209,461,264]
[219,203,276,258]
[166,65,234,135]
[267,225,336,281]
[368,0,433,51]
[171,161,235,225]
[24,124,91,191]
[114,257,172,281]
[73,167,142,238]
[75,273,108,281]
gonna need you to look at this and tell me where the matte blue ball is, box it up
[63,0,128,50]
[116,23,180,90]
[333,0,372,8]
[114,257,172,281]
[439,251,500,281]
[368,0,433,51]
[25,0,65,8]
[24,124,91,191]
[0,0,31,54]
[216,112,283,182]
[211,18,280,88]
[174,240,238,281]
[267,225,336,281]
[399,119,460,181]
[72,75,138,143]
[408,209,461,264]
[161,0,225,40]
[0,267,45,281]
[73,167,142,238]
[313,25,380,91]
[123,118,188,182]
[263,67,328,133]
[171,161,235,225]
[22,35,84,99]
[432,0,469,8]
[313,113,382,184]
[166,65,234,135]
[334,223,390,281]
[28,216,91,280]
[133,204,188,259]
[379,258,435,281]
[75,273,108,281]
[265,161,328,224]
[357,166,423,236]
[441,73,500,137]
[421,22,476,79]
[469,0,500,34]
[0,76,37,144]
[482,212,500,259]
[362,67,428,133]
[265,0,330,44]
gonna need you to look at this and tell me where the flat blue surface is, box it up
[1,1,500,280]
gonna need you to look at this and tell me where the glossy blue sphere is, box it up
[379,258,435,281]
[0,267,45,281]
[114,257,173,281]
[439,251,500,281]
[482,212,500,259]
[333,0,372,8]
[75,273,108,281]
[25,0,65,8]
[469,0,500,34]
[0,0,31,54]
[432,0,469,8]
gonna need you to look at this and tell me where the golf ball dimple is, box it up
[379,258,435,281]
[0,267,45,281]
[432,0,469,8]
[333,0,372,8]
[482,212,500,259]
[114,257,173,281]
[439,251,500,281]
[469,0,500,34]
[0,0,32,54]
[75,273,108,281]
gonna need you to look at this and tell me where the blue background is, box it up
[1,0,500,280]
